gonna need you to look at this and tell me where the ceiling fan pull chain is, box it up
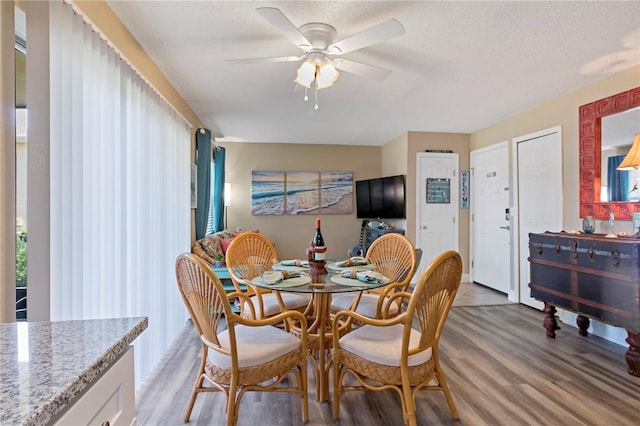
[314,80,319,110]
[304,87,308,102]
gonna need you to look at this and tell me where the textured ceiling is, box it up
[106,1,640,146]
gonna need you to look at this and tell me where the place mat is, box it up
[271,262,310,272]
[252,275,311,288]
[330,275,383,287]
[326,262,376,272]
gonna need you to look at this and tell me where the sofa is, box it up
[191,229,260,264]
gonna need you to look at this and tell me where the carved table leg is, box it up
[543,302,560,338]
[576,315,590,337]
[625,331,640,377]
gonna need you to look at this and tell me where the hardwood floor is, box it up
[452,282,514,307]
[136,283,640,425]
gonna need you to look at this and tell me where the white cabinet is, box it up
[54,346,136,426]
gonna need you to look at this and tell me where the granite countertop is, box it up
[0,316,148,425]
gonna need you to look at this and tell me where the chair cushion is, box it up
[332,294,398,318]
[331,294,356,311]
[339,323,432,367]
[243,293,309,318]
[210,324,301,368]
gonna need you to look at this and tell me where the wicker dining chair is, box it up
[331,250,462,426]
[225,232,309,322]
[331,233,418,320]
[175,253,309,426]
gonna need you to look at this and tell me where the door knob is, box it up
[500,226,510,230]
[421,225,427,229]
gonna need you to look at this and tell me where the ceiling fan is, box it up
[227,7,406,107]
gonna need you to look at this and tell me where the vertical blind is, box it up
[48,1,191,387]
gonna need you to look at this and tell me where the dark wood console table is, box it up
[528,231,640,377]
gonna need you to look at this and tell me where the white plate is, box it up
[330,275,385,287]
[326,262,376,272]
[272,262,309,272]
[252,275,311,288]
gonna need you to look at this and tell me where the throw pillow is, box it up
[200,235,223,258]
[214,230,233,239]
[220,238,233,254]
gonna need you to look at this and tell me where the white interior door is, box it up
[470,142,510,294]
[415,153,459,278]
[514,127,563,309]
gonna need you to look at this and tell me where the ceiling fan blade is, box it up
[333,58,392,81]
[225,55,304,65]
[328,19,406,55]
[256,7,312,51]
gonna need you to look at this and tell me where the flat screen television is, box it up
[355,175,406,219]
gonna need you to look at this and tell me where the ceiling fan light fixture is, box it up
[237,8,405,108]
[294,59,316,88]
[316,61,339,89]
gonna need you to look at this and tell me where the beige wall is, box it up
[378,132,410,232]
[222,142,381,260]
[406,132,471,272]
[382,133,409,177]
[224,133,473,272]
[471,65,640,233]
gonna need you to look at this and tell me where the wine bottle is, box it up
[312,218,325,262]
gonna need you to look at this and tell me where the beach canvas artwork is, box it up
[285,172,320,215]
[252,170,353,215]
[320,172,353,214]
[251,171,285,215]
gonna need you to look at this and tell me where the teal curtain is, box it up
[195,129,212,239]
[607,155,629,202]
[212,146,226,232]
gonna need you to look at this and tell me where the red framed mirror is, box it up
[579,87,640,220]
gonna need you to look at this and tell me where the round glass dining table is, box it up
[249,262,388,402]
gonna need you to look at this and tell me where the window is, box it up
[15,14,27,320]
